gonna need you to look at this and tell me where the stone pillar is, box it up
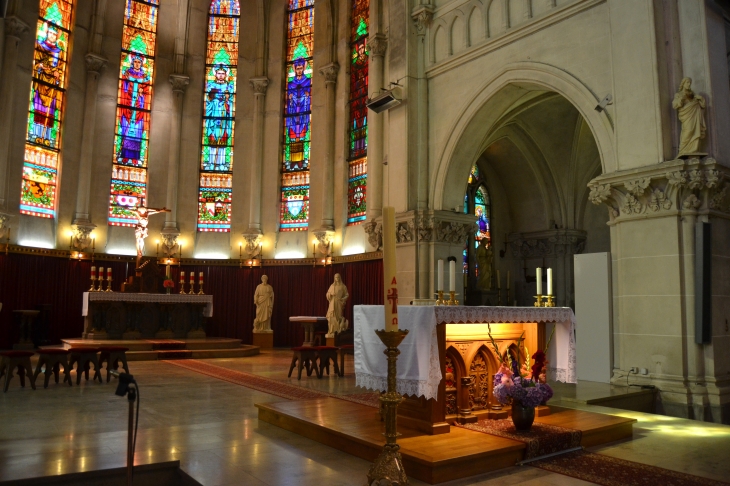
[366,34,386,221]
[411,7,433,299]
[161,74,189,256]
[318,62,339,231]
[71,54,107,248]
[588,157,730,423]
[0,16,28,210]
[247,76,269,235]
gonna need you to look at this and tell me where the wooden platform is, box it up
[256,398,636,484]
[58,338,259,361]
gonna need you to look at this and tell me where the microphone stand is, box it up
[111,370,138,486]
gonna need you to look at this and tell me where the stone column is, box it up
[411,6,433,298]
[0,16,28,211]
[71,54,107,248]
[318,62,339,230]
[366,34,387,221]
[246,76,269,235]
[161,74,189,256]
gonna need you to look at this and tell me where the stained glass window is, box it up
[346,0,369,225]
[19,0,76,218]
[107,0,159,226]
[197,0,240,232]
[463,164,491,274]
[280,0,314,231]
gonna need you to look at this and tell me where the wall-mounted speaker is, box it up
[695,221,712,344]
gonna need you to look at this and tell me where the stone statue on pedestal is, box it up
[131,204,169,269]
[326,273,349,337]
[253,275,274,333]
[476,238,493,290]
[673,77,707,159]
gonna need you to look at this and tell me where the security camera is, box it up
[595,94,613,112]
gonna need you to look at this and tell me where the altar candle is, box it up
[382,207,399,332]
[547,268,553,296]
[507,271,511,290]
[190,273,194,283]
[497,270,501,289]
[239,243,242,259]
[180,271,185,282]
[91,266,96,278]
[449,260,455,292]
[437,259,444,291]
[199,271,203,283]
[536,267,543,295]
[107,268,111,278]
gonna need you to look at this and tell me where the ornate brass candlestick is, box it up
[544,295,555,307]
[198,280,205,295]
[179,278,186,294]
[447,290,458,306]
[367,329,409,486]
[435,290,445,306]
[89,274,97,292]
[534,294,544,307]
[188,280,195,295]
[105,275,113,292]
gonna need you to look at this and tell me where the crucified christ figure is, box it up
[131,205,170,268]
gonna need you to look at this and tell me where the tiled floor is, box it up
[1,350,729,485]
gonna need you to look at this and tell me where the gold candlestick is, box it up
[435,290,445,306]
[105,276,113,292]
[188,280,195,295]
[544,295,555,307]
[534,295,544,307]
[448,290,458,306]
[89,275,96,292]
[179,279,186,294]
[367,329,409,486]
[198,281,205,295]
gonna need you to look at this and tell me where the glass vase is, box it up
[511,401,535,431]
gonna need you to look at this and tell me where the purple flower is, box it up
[493,383,510,405]
[493,372,503,388]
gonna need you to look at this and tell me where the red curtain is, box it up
[0,253,383,349]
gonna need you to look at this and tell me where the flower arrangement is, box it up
[163,279,175,289]
[488,323,554,409]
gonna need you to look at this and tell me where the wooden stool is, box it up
[0,351,36,392]
[98,347,130,383]
[314,346,340,377]
[68,348,102,384]
[288,347,320,380]
[337,344,354,377]
[34,349,72,388]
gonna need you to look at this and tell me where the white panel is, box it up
[574,252,612,383]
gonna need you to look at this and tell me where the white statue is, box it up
[476,238,493,290]
[325,273,349,338]
[130,204,169,268]
[253,275,274,332]
[673,77,707,159]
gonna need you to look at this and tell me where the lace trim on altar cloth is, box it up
[434,306,575,325]
[355,373,440,401]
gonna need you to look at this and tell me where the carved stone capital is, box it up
[363,220,383,251]
[249,76,270,95]
[72,222,97,251]
[0,212,11,231]
[169,74,190,94]
[367,210,476,247]
[587,156,730,220]
[84,53,107,75]
[242,233,263,258]
[369,33,388,58]
[160,228,180,257]
[313,230,335,257]
[4,16,29,39]
[318,62,339,84]
[411,5,434,35]
[508,229,587,258]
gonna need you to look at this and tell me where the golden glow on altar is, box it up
[445,322,537,340]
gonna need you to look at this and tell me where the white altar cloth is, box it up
[354,305,576,400]
[83,292,214,317]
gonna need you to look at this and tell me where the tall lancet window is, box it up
[346,0,369,225]
[107,0,159,226]
[463,164,491,276]
[19,0,77,218]
[280,0,314,231]
[197,0,240,232]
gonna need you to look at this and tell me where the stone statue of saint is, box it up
[672,77,707,159]
[476,238,493,290]
[253,275,274,333]
[325,273,349,337]
[130,204,169,268]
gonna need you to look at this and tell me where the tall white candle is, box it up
[496,270,501,289]
[547,268,553,296]
[536,267,543,295]
[449,260,455,292]
[437,259,444,291]
[382,207,399,331]
[507,270,511,290]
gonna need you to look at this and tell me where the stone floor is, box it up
[1,350,729,485]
